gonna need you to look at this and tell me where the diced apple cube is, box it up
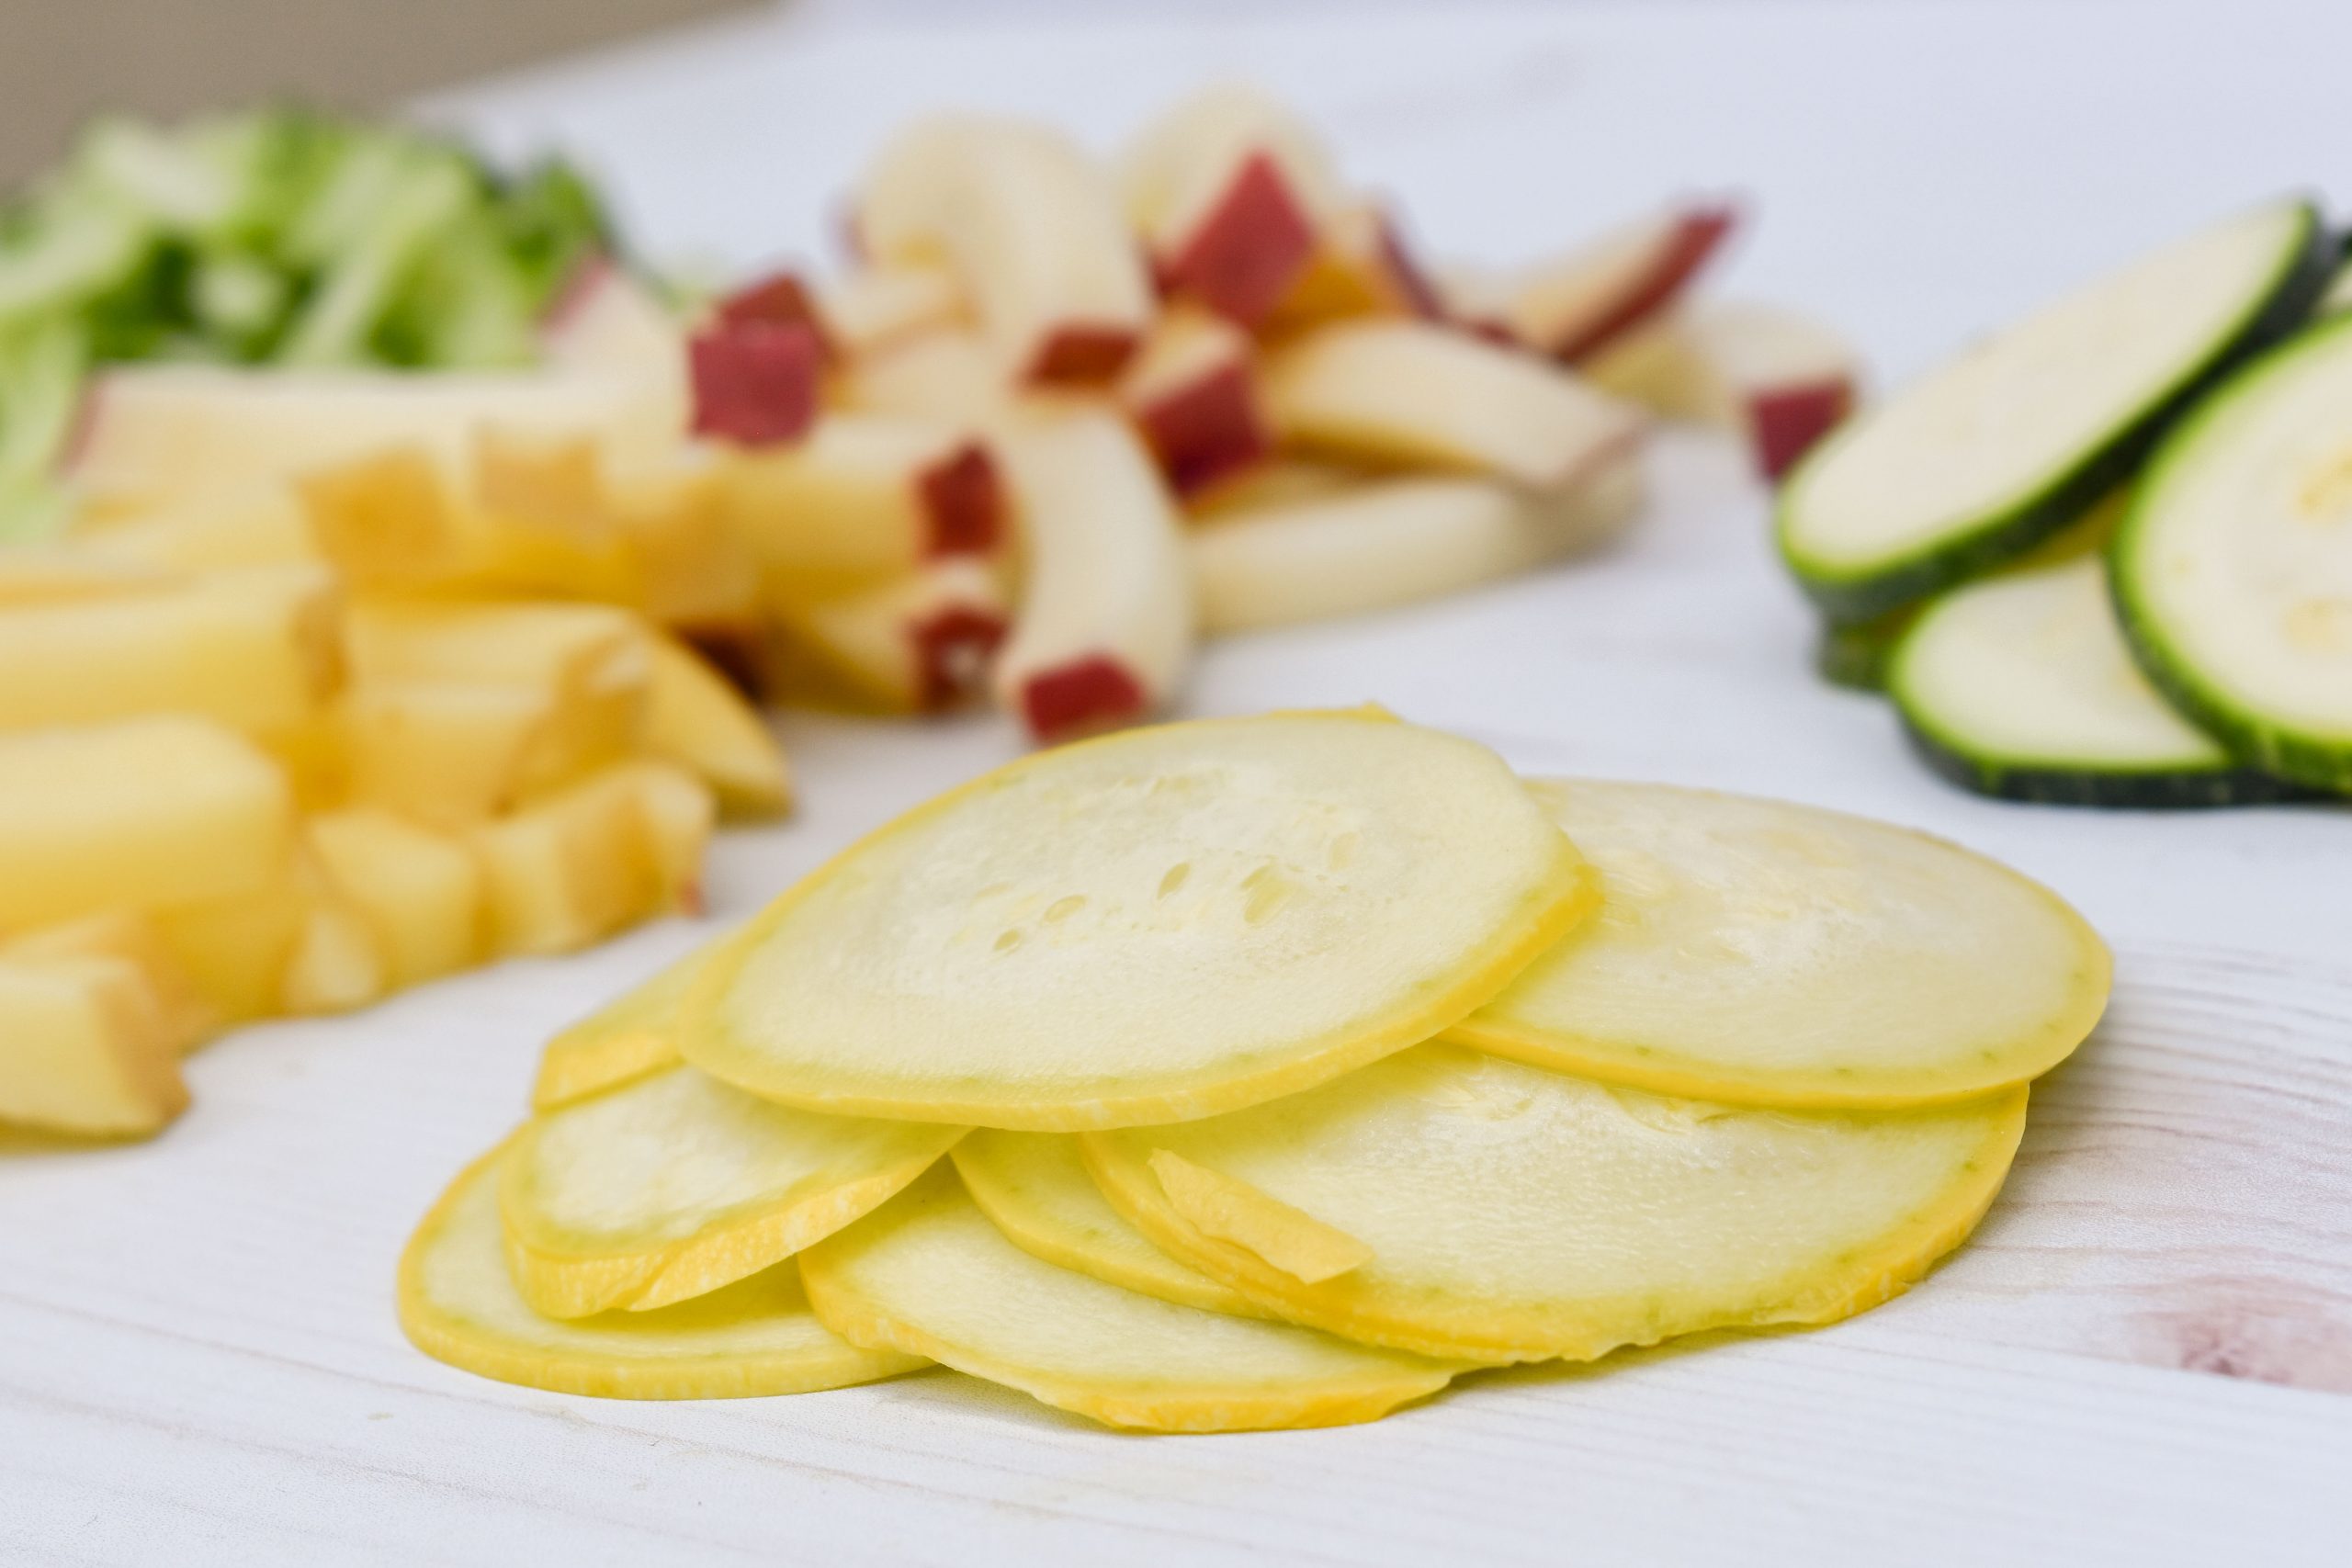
[771,557,1010,716]
[1266,203,1442,333]
[1683,300,1861,480]
[0,956,190,1137]
[0,563,342,735]
[1500,204,1736,365]
[1117,306,1272,497]
[689,320,822,447]
[644,634,791,815]
[0,716,293,932]
[836,329,1012,426]
[1264,319,1645,490]
[714,270,834,360]
[307,807,484,987]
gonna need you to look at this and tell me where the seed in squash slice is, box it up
[529,945,702,1110]
[400,1141,925,1399]
[1082,1043,2027,1364]
[799,1163,1459,1433]
[951,1131,1268,1318]
[500,1064,967,1318]
[681,711,1596,1130]
[1447,780,2111,1108]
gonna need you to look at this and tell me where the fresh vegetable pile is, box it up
[1779,197,2352,805]
[0,107,607,536]
[401,709,2108,1432]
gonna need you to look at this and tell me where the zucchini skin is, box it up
[1895,719,2309,808]
[2111,312,2352,796]
[1781,203,2338,626]
[1814,612,1910,691]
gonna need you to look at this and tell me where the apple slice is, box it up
[815,264,967,359]
[1184,457,1359,522]
[1189,461,1644,635]
[1499,204,1736,364]
[724,415,1008,598]
[1265,203,1442,333]
[688,319,822,447]
[1120,85,1346,328]
[538,260,688,431]
[1116,305,1272,496]
[1264,320,1645,489]
[990,412,1194,742]
[69,366,673,513]
[713,270,832,357]
[771,557,1009,716]
[858,118,1153,383]
[1685,300,1861,479]
[835,329,1011,426]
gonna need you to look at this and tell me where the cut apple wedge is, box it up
[1116,306,1272,496]
[1265,203,1443,333]
[679,710,1594,1129]
[538,260,689,440]
[1685,300,1861,479]
[951,1131,1268,1318]
[0,716,292,931]
[1183,456,1358,522]
[1263,320,1645,490]
[769,557,1009,716]
[69,365,674,513]
[1083,1043,2029,1363]
[531,945,706,1110]
[0,955,190,1137]
[1188,461,1644,635]
[499,1061,967,1317]
[644,634,791,815]
[724,414,1008,598]
[0,563,341,736]
[1120,85,1345,328]
[989,411,1194,741]
[815,264,967,359]
[712,270,833,358]
[834,329,1011,427]
[688,319,822,447]
[401,1140,928,1399]
[1499,203,1737,365]
[799,1163,1458,1433]
[307,807,483,988]
[858,118,1153,383]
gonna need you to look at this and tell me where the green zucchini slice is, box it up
[1780,199,2331,624]
[1891,556,2299,807]
[2114,312,2352,793]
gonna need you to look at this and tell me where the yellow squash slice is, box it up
[683,712,1595,1129]
[400,1141,924,1399]
[1084,1044,2027,1363]
[529,946,700,1109]
[799,1164,1459,1432]
[500,1063,967,1317]
[1449,780,2110,1107]
[951,1131,1266,1317]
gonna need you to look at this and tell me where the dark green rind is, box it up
[2111,311,2352,797]
[1780,200,2337,627]
[1895,718,2310,809]
[1814,613,1910,691]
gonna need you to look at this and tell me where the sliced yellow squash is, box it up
[1449,780,2109,1106]
[529,944,700,1109]
[950,1130,1266,1317]
[399,1140,926,1399]
[1084,1044,2026,1363]
[682,711,1595,1129]
[501,1063,967,1317]
[800,1163,1460,1432]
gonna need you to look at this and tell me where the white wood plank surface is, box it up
[6,3,2350,1562]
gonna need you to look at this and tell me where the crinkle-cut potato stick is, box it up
[800,1164,1459,1433]
[530,946,702,1110]
[501,1064,967,1318]
[1448,780,2110,1107]
[681,711,1597,1130]
[401,1141,925,1400]
[1084,1044,2028,1364]
[951,1132,1269,1319]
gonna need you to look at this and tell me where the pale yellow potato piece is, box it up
[684,711,1595,1129]
[0,565,340,735]
[530,945,699,1111]
[0,716,293,931]
[950,1131,1265,1318]
[1449,780,2112,1107]
[1084,1044,2027,1363]
[800,1164,1459,1433]
[0,955,190,1136]
[644,635,790,817]
[501,1063,967,1318]
[470,765,671,958]
[308,808,483,987]
[6,911,216,1055]
[0,546,175,604]
[401,1140,925,1400]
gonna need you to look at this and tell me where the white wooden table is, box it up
[6,3,2349,1562]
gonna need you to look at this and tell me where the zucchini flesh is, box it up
[2115,312,2352,793]
[1780,199,2332,624]
[1891,556,2299,807]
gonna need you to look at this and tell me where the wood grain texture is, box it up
[7,2,2352,1562]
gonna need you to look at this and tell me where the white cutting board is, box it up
[5,3,2348,1563]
